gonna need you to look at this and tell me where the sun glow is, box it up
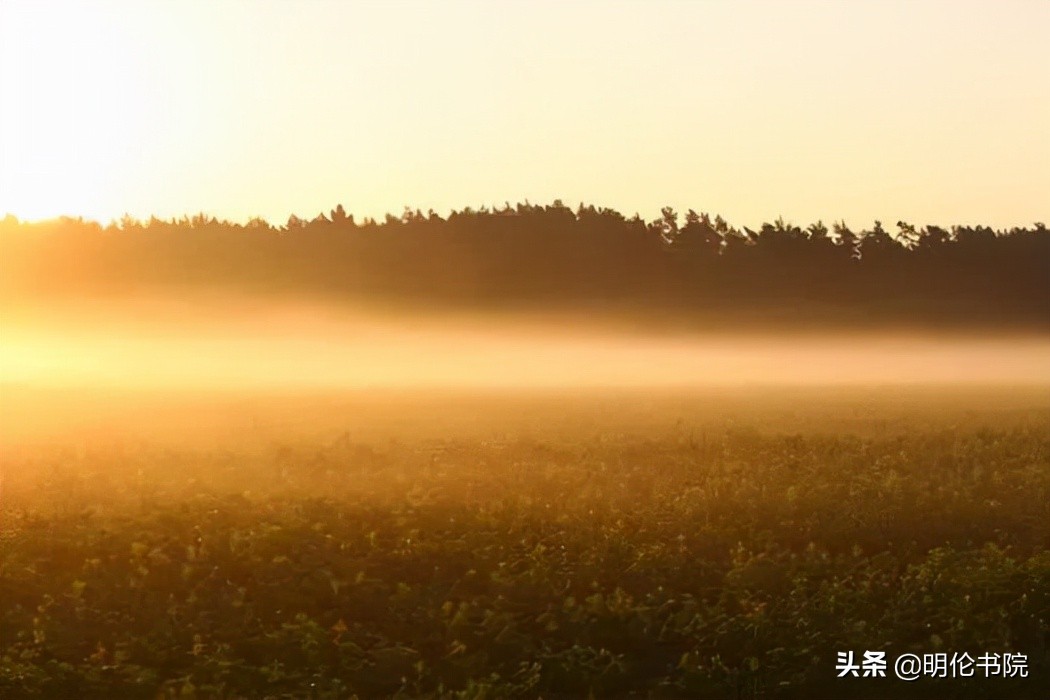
[0,2,201,222]
[2,1,1047,228]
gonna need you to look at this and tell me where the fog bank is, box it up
[3,296,1048,391]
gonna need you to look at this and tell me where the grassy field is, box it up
[1,387,1048,698]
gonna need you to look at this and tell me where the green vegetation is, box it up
[2,392,1048,698]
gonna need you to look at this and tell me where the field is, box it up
[2,386,1048,698]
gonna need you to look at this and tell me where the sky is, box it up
[1,0,1047,229]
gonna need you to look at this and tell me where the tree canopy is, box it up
[2,203,1047,330]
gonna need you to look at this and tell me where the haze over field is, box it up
[2,297,1050,393]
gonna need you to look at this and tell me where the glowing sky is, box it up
[1,0,1047,227]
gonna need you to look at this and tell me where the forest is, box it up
[2,203,1047,330]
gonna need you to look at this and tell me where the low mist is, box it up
[3,295,1049,392]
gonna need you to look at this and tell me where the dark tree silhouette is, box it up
[1,203,1046,330]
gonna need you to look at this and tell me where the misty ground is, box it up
[1,290,1049,699]
[3,295,1049,394]
[2,381,1049,698]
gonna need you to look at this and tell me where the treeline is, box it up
[2,202,1047,329]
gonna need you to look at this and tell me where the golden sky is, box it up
[1,0,1047,228]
